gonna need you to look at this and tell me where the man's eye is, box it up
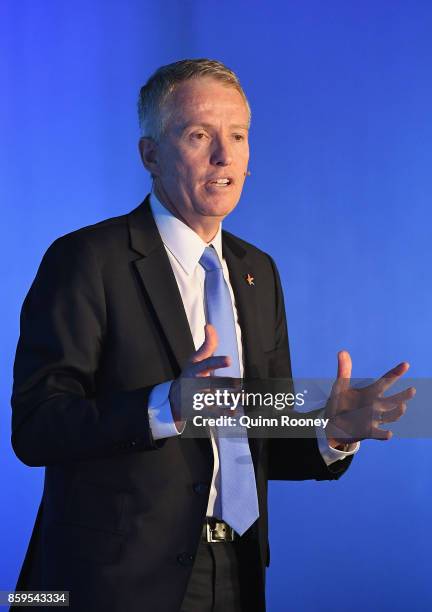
[233,134,245,141]
[192,132,207,140]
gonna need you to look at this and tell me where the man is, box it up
[11,59,414,611]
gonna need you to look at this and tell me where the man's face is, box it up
[148,77,250,230]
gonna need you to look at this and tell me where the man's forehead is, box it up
[172,95,246,114]
[168,94,248,127]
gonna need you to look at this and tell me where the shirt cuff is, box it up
[148,381,186,440]
[315,417,360,466]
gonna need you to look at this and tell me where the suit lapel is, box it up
[128,196,195,372]
[222,232,265,380]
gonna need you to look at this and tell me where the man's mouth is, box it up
[207,177,232,187]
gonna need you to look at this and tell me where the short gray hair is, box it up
[138,58,251,141]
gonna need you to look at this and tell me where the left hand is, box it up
[325,351,416,448]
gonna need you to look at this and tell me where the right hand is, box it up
[169,324,231,428]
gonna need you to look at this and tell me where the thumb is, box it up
[192,323,219,363]
[333,350,352,395]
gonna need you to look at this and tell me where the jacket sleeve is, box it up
[11,234,159,467]
[265,254,353,481]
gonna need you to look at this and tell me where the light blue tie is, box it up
[199,246,259,536]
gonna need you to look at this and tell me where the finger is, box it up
[191,355,231,377]
[375,402,407,424]
[381,386,416,405]
[369,426,393,441]
[192,324,219,363]
[331,350,352,396]
[367,361,410,397]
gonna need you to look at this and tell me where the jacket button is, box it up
[177,552,194,566]
[192,482,208,495]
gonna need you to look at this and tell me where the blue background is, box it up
[2,1,431,610]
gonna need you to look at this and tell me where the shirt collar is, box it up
[149,191,224,275]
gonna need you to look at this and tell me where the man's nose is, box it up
[210,137,233,166]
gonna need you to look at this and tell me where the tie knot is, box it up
[199,246,222,272]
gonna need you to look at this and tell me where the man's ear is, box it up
[138,137,159,178]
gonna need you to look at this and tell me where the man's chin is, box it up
[195,197,240,218]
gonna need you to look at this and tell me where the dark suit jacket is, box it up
[11,195,352,611]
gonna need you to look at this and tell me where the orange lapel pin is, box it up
[245,273,255,286]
